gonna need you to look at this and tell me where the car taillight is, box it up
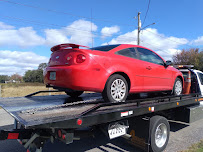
[76,54,86,63]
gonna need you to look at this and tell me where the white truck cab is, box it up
[176,65,203,105]
[192,69,203,97]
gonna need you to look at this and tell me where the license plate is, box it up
[50,72,56,80]
[108,124,128,139]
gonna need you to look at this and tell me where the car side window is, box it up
[137,48,164,65]
[197,72,203,85]
[116,48,138,59]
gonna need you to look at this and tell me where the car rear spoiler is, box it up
[51,43,89,52]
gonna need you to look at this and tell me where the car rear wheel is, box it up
[65,90,84,97]
[173,78,182,95]
[102,74,129,103]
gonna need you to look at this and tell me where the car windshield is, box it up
[90,44,120,52]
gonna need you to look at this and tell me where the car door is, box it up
[136,47,172,91]
[115,47,144,92]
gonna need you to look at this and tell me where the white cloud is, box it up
[0,27,45,47]
[45,19,97,46]
[0,22,15,30]
[105,28,188,60]
[0,50,49,75]
[0,20,97,47]
[101,26,120,38]
[191,36,203,45]
[44,29,70,46]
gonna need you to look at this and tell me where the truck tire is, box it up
[149,116,170,152]
[102,74,128,103]
[173,78,183,95]
[65,90,84,97]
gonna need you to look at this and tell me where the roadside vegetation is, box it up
[0,83,65,97]
[173,48,203,71]
[181,139,203,152]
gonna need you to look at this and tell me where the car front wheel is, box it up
[102,74,129,103]
[173,78,183,95]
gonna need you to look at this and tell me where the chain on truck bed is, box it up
[21,98,102,114]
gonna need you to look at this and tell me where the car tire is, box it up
[149,116,170,152]
[65,90,84,97]
[173,78,183,95]
[102,74,129,103]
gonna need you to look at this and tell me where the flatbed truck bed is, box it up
[0,92,203,152]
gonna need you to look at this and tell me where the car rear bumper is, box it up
[44,66,107,92]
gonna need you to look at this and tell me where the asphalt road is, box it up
[0,109,203,152]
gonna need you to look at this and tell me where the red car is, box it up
[44,43,184,102]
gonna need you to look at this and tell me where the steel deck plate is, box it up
[0,93,103,128]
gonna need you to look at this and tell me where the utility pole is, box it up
[137,12,141,45]
[136,12,155,45]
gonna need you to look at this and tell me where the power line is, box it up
[0,14,140,41]
[0,14,93,33]
[0,0,195,48]
[0,0,135,27]
[0,14,191,54]
[0,15,173,56]
[0,14,140,40]
[142,0,151,26]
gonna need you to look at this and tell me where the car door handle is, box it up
[146,66,152,70]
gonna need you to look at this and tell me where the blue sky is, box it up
[0,0,203,75]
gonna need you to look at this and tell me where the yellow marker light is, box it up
[177,102,179,105]
[148,107,151,111]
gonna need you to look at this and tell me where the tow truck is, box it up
[0,65,203,152]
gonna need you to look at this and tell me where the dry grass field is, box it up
[0,83,65,97]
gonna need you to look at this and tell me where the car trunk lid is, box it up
[48,43,89,66]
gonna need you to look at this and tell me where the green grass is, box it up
[181,140,203,152]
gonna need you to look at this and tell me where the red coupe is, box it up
[44,43,184,102]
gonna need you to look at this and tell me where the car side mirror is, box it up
[165,60,172,67]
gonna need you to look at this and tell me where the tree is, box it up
[173,48,203,71]
[0,75,10,83]
[10,73,23,82]
[23,70,44,83]
[38,63,48,71]
[23,63,47,83]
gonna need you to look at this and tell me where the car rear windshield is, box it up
[90,44,120,52]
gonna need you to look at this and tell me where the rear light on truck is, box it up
[77,119,82,125]
[76,54,86,63]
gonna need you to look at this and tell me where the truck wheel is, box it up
[173,78,182,95]
[102,74,128,103]
[65,90,84,97]
[150,116,170,152]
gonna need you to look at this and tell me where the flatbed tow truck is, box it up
[0,67,203,152]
